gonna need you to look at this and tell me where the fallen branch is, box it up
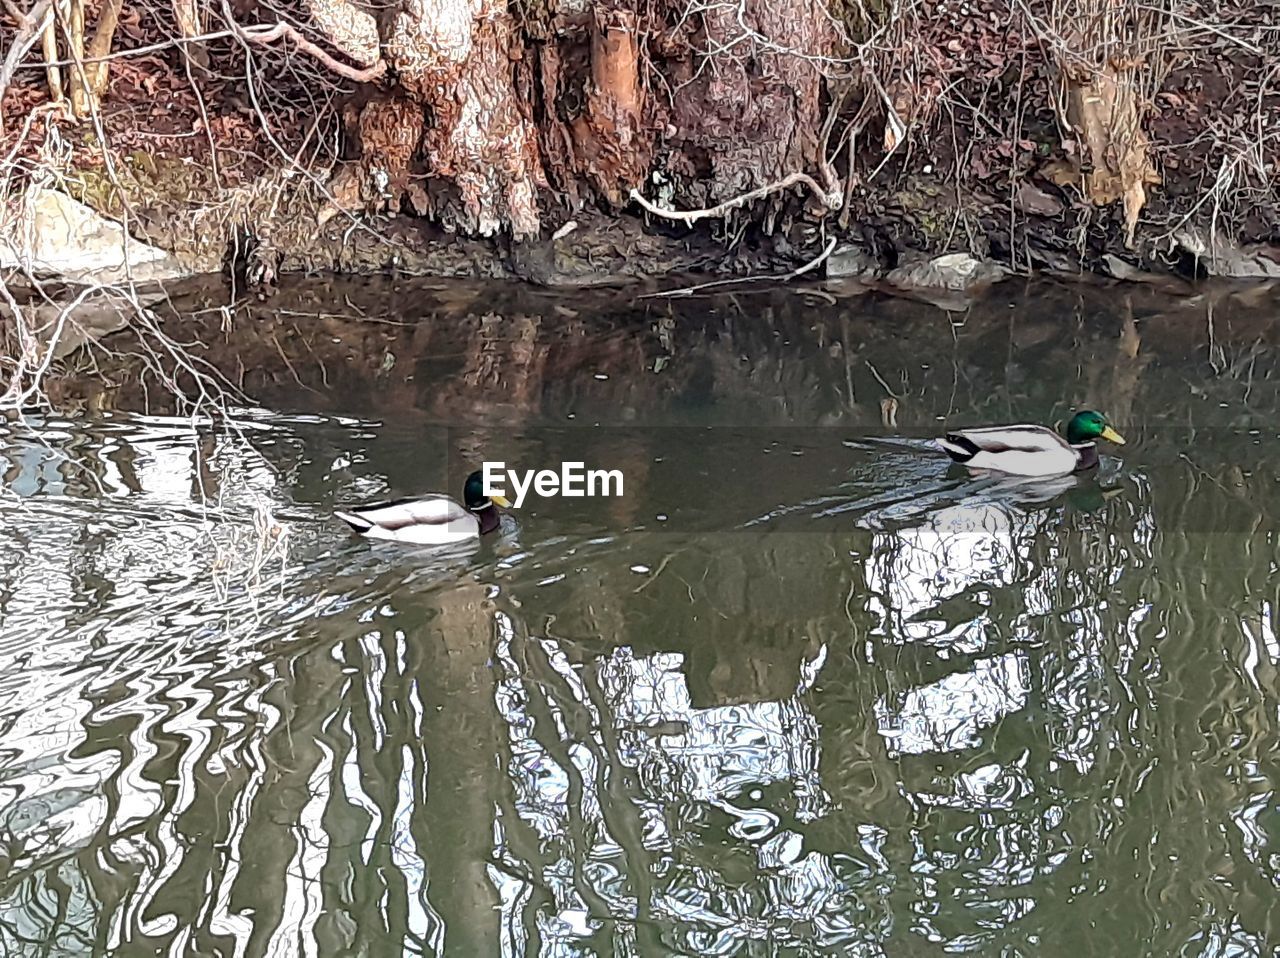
[629,170,842,225]
[640,237,838,299]
[219,0,386,84]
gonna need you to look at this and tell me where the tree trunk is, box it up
[382,0,545,238]
[65,0,123,118]
[535,7,653,209]
[41,11,62,104]
[319,91,427,225]
[172,0,210,75]
[306,0,839,238]
[659,0,838,219]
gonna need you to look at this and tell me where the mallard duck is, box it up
[335,470,512,545]
[937,410,1125,478]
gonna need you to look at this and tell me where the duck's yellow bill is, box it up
[491,494,512,508]
[1101,426,1126,445]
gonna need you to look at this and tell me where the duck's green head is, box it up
[1066,410,1126,446]
[464,470,511,511]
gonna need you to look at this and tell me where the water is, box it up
[1,277,1278,956]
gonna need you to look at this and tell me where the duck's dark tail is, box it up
[936,433,980,463]
[334,510,373,533]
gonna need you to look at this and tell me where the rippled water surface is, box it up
[2,277,1279,956]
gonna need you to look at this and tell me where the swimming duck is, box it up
[937,410,1125,478]
[335,470,512,545]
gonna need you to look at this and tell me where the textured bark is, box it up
[664,0,837,212]
[320,92,426,224]
[383,0,545,238]
[567,8,651,206]
[304,0,381,68]
[528,8,654,211]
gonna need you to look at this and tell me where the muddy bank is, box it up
[10,165,1276,299]
[6,140,1277,295]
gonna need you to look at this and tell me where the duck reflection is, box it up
[863,479,1125,763]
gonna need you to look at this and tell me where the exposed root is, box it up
[630,170,842,225]
[218,0,386,83]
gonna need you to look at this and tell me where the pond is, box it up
[1,276,1278,956]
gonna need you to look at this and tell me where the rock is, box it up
[886,252,1009,292]
[0,187,191,362]
[17,294,136,361]
[1,277,173,362]
[1100,254,1195,294]
[1015,180,1065,217]
[1174,228,1280,278]
[824,243,880,279]
[0,186,191,285]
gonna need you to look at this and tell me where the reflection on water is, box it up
[1,278,1279,956]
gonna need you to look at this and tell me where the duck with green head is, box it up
[937,410,1126,478]
[335,469,512,545]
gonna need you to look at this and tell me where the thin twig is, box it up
[640,237,838,299]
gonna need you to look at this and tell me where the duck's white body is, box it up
[936,424,1094,478]
[335,494,491,546]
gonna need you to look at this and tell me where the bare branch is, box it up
[219,0,387,83]
[0,0,54,130]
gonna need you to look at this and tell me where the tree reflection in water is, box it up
[490,626,834,954]
[0,278,1277,956]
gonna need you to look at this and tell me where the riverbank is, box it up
[2,0,1277,297]
[3,122,1277,292]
